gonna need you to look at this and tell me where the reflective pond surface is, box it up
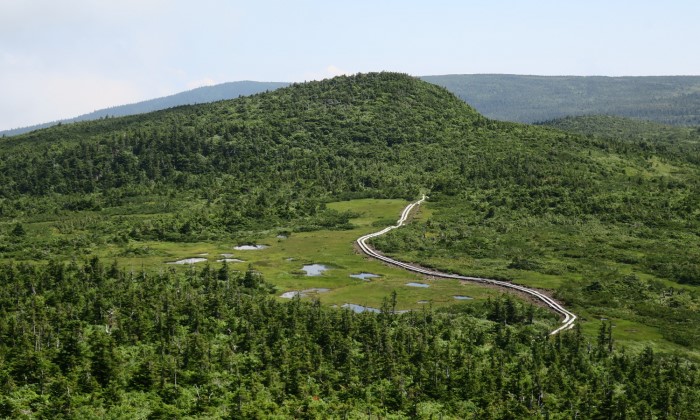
[280,288,330,299]
[341,303,381,313]
[234,245,268,250]
[166,258,208,265]
[302,264,330,276]
[406,282,430,288]
[349,273,380,281]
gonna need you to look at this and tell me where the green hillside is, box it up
[539,114,700,147]
[8,74,700,138]
[422,74,700,125]
[1,73,698,417]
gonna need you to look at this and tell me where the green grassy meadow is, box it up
[3,192,697,359]
[9,196,693,356]
[4,195,695,357]
[84,198,501,313]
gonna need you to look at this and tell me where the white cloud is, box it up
[302,65,353,81]
[326,65,351,77]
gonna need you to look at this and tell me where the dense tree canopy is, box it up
[0,259,698,418]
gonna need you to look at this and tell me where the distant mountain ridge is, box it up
[421,74,700,125]
[4,74,700,137]
[1,81,289,136]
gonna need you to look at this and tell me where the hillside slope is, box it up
[422,74,700,125]
[0,73,482,201]
[6,73,700,138]
[539,114,700,143]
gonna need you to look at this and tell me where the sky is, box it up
[1,0,699,130]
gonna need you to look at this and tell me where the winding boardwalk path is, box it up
[356,195,576,335]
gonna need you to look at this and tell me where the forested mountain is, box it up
[422,74,700,125]
[6,74,700,138]
[1,73,699,417]
[0,81,288,137]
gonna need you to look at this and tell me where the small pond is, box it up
[302,264,330,276]
[350,273,380,281]
[341,303,381,314]
[453,295,473,300]
[406,282,430,288]
[417,300,430,304]
[280,288,330,299]
[217,258,244,263]
[234,245,268,250]
[167,257,208,265]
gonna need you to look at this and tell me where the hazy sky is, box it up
[1,0,699,130]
